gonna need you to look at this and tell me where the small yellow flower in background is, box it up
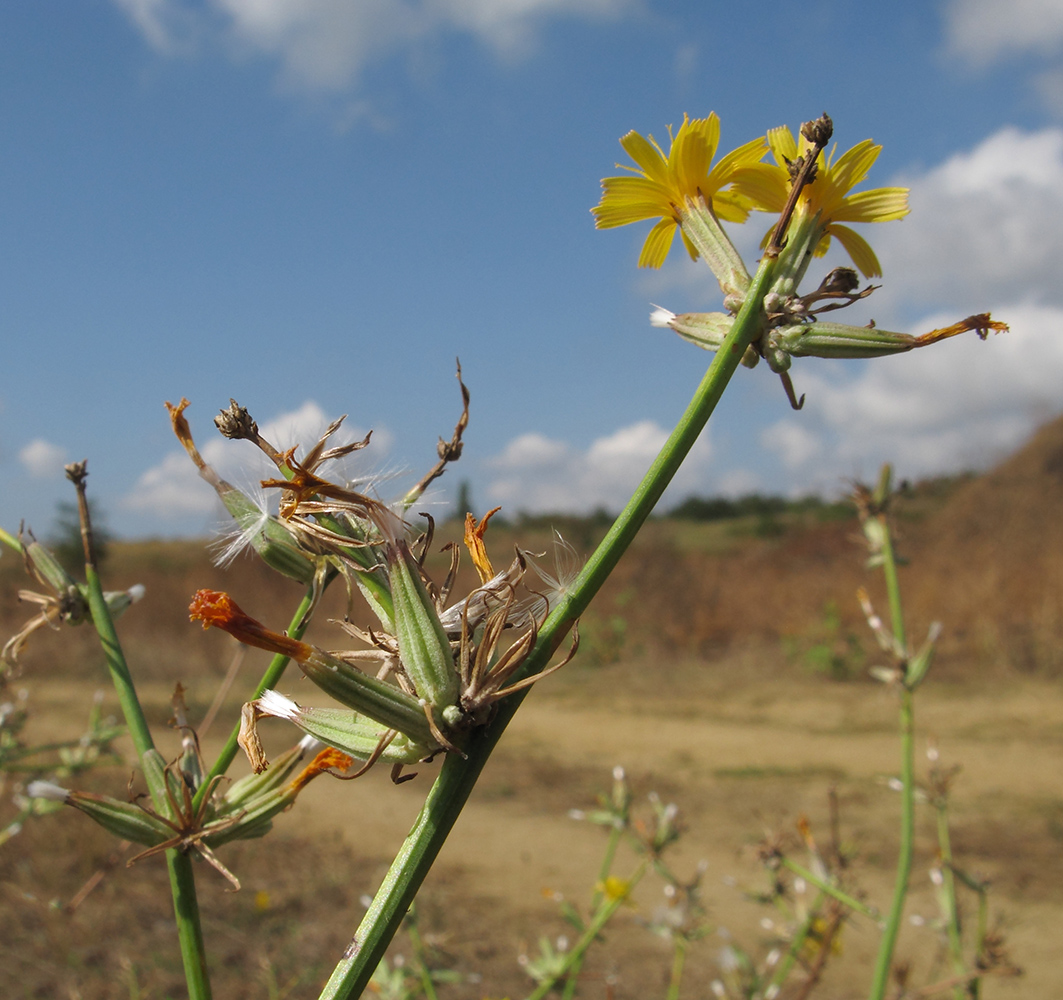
[592,113,767,268]
[254,890,271,912]
[733,126,909,278]
[596,875,634,904]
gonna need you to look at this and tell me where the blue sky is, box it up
[2,0,1062,539]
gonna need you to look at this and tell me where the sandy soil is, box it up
[5,661,1057,999]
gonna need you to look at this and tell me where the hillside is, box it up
[2,416,1062,685]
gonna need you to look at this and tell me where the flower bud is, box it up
[386,541,459,711]
[249,690,433,765]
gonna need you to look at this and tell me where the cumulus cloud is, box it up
[944,0,1063,63]
[485,419,711,514]
[762,302,1063,489]
[113,0,636,90]
[18,439,67,479]
[756,126,1063,492]
[623,126,1063,499]
[123,400,385,517]
[872,127,1063,319]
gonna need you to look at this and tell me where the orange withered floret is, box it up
[289,748,356,793]
[189,589,311,660]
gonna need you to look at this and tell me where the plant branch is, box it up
[69,463,213,1000]
[316,252,780,1000]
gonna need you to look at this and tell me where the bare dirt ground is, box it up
[5,417,1063,998]
[3,655,1058,999]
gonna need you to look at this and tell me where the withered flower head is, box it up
[189,589,311,661]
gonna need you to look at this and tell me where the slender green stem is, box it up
[879,515,907,652]
[868,516,914,1000]
[778,858,879,921]
[767,889,826,992]
[74,472,212,1000]
[524,860,649,1000]
[192,586,318,812]
[561,821,625,1000]
[84,560,213,1000]
[935,801,967,1000]
[665,934,687,1000]
[165,850,214,999]
[84,562,155,760]
[316,255,779,1000]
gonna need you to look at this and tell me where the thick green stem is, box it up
[868,517,914,1000]
[192,586,317,812]
[316,255,778,1000]
[165,850,214,999]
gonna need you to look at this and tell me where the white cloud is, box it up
[872,127,1063,318]
[485,419,711,514]
[113,0,636,90]
[759,419,822,471]
[763,302,1063,487]
[123,400,385,517]
[629,126,1063,499]
[945,0,1063,63]
[18,439,67,479]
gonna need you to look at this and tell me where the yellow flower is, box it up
[592,114,767,268]
[734,126,909,277]
[596,875,634,904]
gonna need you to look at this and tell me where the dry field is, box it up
[3,418,1063,999]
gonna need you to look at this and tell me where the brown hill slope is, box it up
[907,413,1063,673]
[3,416,1062,684]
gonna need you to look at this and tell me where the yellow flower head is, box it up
[734,126,909,277]
[592,113,767,268]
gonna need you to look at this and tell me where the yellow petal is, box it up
[638,218,677,268]
[712,135,770,177]
[713,189,754,224]
[766,125,798,167]
[619,130,670,186]
[833,187,910,223]
[672,114,717,191]
[828,139,880,193]
[593,176,672,228]
[830,224,883,278]
[729,163,789,213]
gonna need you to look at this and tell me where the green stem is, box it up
[192,586,317,812]
[83,563,212,1000]
[84,563,155,760]
[665,934,687,1000]
[316,255,779,1000]
[879,514,907,652]
[778,858,879,920]
[165,850,213,999]
[524,861,649,1000]
[767,889,826,992]
[935,802,967,1000]
[868,516,914,1000]
[561,820,625,1000]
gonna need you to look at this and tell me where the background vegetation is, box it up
[2,417,1061,998]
